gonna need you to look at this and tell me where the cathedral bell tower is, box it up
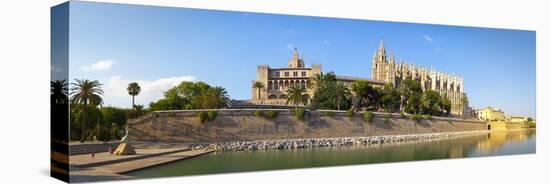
[288,48,305,68]
[372,40,388,81]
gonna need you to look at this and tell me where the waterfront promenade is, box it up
[69,147,213,182]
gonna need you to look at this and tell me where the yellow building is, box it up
[506,116,530,123]
[474,107,505,121]
[250,48,321,105]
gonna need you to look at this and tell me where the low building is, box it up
[474,107,505,121]
[506,116,530,123]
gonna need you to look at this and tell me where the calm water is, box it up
[127,130,536,178]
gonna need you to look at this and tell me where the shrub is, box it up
[423,114,432,120]
[410,114,421,122]
[400,111,405,118]
[346,109,354,118]
[324,111,334,117]
[384,113,391,124]
[207,111,218,120]
[253,110,263,117]
[293,108,306,121]
[362,111,374,123]
[265,110,278,119]
[198,111,208,123]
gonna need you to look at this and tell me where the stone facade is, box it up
[371,40,466,116]
[251,48,321,105]
[474,107,506,121]
[251,41,469,117]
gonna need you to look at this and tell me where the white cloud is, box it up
[322,40,331,46]
[81,60,115,71]
[423,35,434,42]
[103,75,196,107]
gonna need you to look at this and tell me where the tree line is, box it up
[52,79,232,143]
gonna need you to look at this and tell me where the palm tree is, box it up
[285,85,308,110]
[252,81,265,100]
[210,86,231,108]
[127,82,141,107]
[308,73,323,91]
[70,79,103,143]
[334,82,351,111]
[51,79,68,104]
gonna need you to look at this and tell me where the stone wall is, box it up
[127,109,488,143]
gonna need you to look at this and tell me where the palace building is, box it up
[250,48,321,105]
[249,40,468,117]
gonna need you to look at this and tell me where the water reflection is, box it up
[127,130,535,178]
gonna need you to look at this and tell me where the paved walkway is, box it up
[70,148,213,183]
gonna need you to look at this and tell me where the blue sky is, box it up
[62,1,536,118]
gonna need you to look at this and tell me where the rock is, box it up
[114,143,136,155]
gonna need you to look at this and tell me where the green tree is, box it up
[308,73,324,91]
[380,84,400,113]
[149,81,231,111]
[421,90,442,115]
[127,82,141,107]
[70,79,103,143]
[350,80,376,111]
[208,87,231,108]
[399,79,422,114]
[286,85,308,110]
[310,72,351,110]
[129,104,147,118]
[252,81,265,100]
[101,106,128,127]
[441,93,452,116]
[333,82,351,110]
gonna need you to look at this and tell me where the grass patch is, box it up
[292,108,306,121]
[422,114,432,120]
[384,113,391,124]
[207,111,217,120]
[346,109,354,119]
[198,111,217,123]
[409,114,422,122]
[253,110,263,117]
[198,111,208,123]
[265,110,278,119]
[362,111,374,123]
[324,111,334,117]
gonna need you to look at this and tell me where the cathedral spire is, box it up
[288,48,304,68]
[389,50,395,64]
[378,40,385,52]
[377,39,387,62]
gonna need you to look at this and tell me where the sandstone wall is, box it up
[128,109,488,143]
